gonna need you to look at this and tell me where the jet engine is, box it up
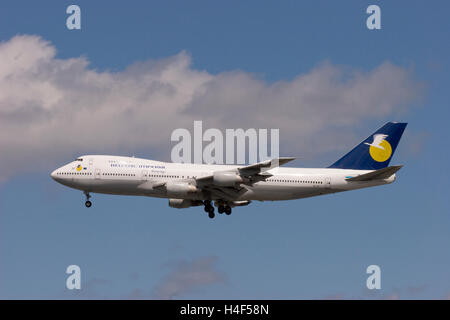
[165,181,200,197]
[213,172,244,186]
[169,198,203,209]
[231,200,251,207]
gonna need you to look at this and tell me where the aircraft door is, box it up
[141,170,148,181]
[95,168,101,180]
[324,177,331,189]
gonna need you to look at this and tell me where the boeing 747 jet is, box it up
[51,122,407,218]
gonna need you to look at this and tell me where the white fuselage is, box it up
[51,155,395,202]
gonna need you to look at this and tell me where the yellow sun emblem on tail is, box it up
[365,134,392,162]
[369,140,392,162]
[76,165,83,171]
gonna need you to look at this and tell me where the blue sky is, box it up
[0,1,449,299]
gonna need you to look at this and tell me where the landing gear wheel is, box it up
[218,205,225,214]
[207,205,215,219]
[83,191,92,208]
[204,200,212,212]
[225,206,232,215]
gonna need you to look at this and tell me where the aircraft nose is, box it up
[50,169,58,180]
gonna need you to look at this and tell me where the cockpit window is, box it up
[76,158,83,161]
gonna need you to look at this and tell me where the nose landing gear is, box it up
[84,191,92,208]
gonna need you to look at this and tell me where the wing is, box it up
[150,157,295,201]
[195,157,295,200]
[196,157,295,184]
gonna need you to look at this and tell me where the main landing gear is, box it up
[204,200,215,219]
[204,201,232,219]
[218,205,232,215]
[84,191,92,208]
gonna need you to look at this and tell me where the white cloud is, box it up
[0,35,422,181]
[153,256,226,299]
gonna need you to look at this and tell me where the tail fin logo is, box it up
[365,134,392,162]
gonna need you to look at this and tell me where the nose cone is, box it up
[51,166,71,186]
[50,169,58,180]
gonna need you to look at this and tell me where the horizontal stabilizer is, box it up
[346,165,403,182]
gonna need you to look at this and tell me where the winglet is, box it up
[238,157,295,174]
[276,157,296,166]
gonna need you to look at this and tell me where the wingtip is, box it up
[276,157,296,165]
[279,156,296,161]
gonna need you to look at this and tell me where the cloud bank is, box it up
[0,35,422,181]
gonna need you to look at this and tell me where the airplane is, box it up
[51,122,407,219]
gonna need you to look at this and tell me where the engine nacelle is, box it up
[213,172,244,186]
[231,200,251,207]
[165,181,199,197]
[169,198,203,209]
